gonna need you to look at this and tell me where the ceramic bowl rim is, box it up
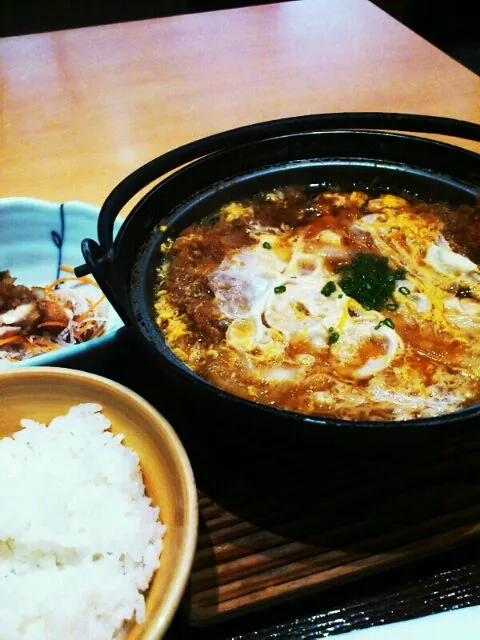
[0,366,198,639]
[0,197,124,370]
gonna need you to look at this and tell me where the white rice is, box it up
[0,403,166,640]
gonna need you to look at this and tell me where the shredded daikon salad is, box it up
[0,265,108,362]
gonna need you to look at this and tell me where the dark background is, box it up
[1,0,479,75]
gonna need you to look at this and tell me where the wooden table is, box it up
[1,0,479,207]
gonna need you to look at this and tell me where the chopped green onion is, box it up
[336,253,407,311]
[321,281,336,296]
[262,241,272,250]
[328,325,341,343]
[399,286,410,295]
[328,331,340,344]
[274,285,286,294]
[375,317,395,330]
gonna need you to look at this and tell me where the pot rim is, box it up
[143,336,480,431]
[84,112,480,261]
[79,113,480,431]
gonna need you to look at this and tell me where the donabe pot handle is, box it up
[93,112,480,259]
[76,238,132,326]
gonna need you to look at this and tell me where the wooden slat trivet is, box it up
[185,428,480,626]
[232,553,480,639]
[100,347,480,628]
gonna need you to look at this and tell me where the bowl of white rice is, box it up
[0,367,198,640]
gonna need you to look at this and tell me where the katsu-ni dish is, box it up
[154,187,480,421]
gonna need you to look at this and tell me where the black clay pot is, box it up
[77,112,480,445]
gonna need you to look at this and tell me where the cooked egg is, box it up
[156,188,480,421]
[331,310,403,379]
[425,241,478,278]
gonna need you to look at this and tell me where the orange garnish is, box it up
[76,295,106,323]
[44,276,87,292]
[29,337,60,350]
[37,321,68,329]
[0,335,25,347]
[60,265,98,287]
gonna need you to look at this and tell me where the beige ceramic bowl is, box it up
[0,366,198,640]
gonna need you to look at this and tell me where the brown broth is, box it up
[155,187,480,421]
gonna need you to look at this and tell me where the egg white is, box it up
[209,235,403,378]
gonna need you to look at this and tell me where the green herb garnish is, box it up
[336,253,405,311]
[375,318,395,330]
[274,285,286,294]
[328,331,340,344]
[399,286,410,295]
[262,241,272,250]
[321,281,336,297]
